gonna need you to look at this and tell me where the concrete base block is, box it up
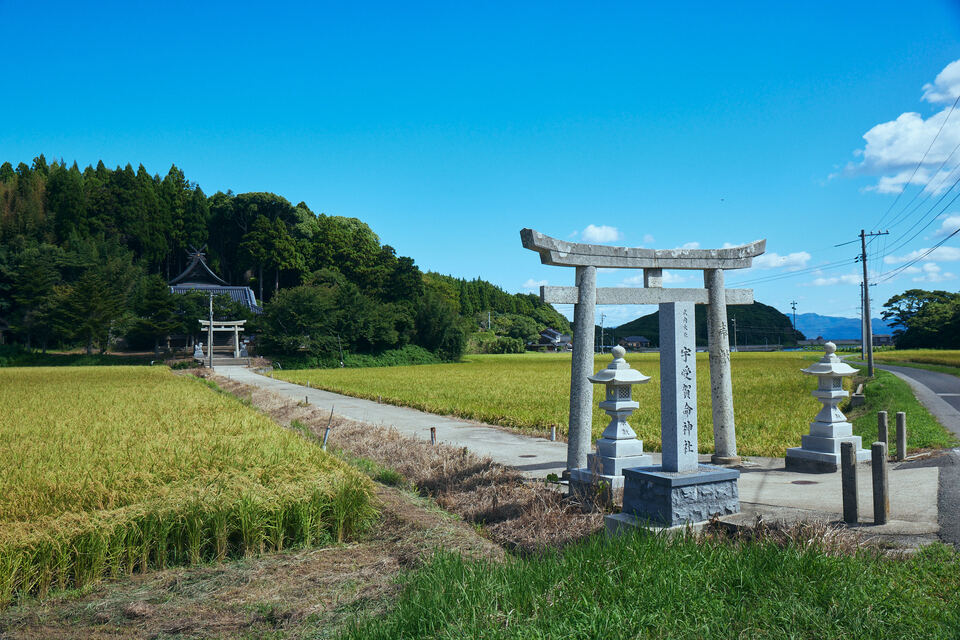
[785,444,872,474]
[604,512,712,537]
[621,464,740,528]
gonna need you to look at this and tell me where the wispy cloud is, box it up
[522,278,548,290]
[803,273,861,287]
[642,233,655,244]
[884,246,960,264]
[581,224,623,243]
[752,251,812,270]
[910,262,956,283]
[934,213,960,236]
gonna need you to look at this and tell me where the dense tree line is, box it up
[0,156,568,362]
[882,289,960,349]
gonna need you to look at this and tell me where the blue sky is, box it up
[3,1,960,328]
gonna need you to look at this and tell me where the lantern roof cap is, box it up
[589,346,651,385]
[801,342,858,377]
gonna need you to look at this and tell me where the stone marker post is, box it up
[613,303,741,530]
[705,269,738,464]
[660,302,699,473]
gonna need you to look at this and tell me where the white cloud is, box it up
[911,262,956,283]
[581,224,622,243]
[847,59,960,193]
[752,251,812,270]
[884,246,960,264]
[922,59,960,104]
[804,274,861,287]
[621,271,689,286]
[522,278,547,290]
[677,241,700,250]
[935,213,960,236]
[642,233,655,244]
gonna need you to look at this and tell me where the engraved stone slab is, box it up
[660,302,698,473]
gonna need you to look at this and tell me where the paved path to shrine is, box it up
[217,365,571,478]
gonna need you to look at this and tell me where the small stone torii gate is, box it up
[520,229,766,471]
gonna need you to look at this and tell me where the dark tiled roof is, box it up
[623,335,650,342]
[169,284,261,313]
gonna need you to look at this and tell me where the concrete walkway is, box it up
[218,365,949,546]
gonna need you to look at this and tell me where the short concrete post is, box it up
[841,441,858,524]
[895,412,907,461]
[430,426,437,446]
[877,411,888,448]
[871,442,888,525]
[550,426,556,442]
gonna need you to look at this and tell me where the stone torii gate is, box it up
[520,229,766,471]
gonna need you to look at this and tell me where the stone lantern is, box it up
[785,342,871,473]
[570,346,652,497]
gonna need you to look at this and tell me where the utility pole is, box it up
[599,312,606,353]
[860,283,866,361]
[858,229,888,377]
[207,293,214,369]
[790,300,797,331]
[487,310,491,332]
[731,317,737,352]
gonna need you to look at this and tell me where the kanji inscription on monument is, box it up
[660,302,698,473]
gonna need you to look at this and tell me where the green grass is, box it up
[274,352,956,457]
[0,367,377,606]
[0,345,154,367]
[849,368,958,451]
[873,349,960,369]
[341,532,960,639]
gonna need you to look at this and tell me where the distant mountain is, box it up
[794,313,893,341]
[610,301,804,347]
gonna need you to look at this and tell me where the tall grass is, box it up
[0,367,377,605]
[341,531,960,639]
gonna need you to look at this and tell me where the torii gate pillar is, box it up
[705,268,738,464]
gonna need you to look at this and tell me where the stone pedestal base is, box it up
[785,440,872,473]
[621,465,740,527]
[569,452,652,502]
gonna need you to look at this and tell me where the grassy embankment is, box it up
[342,533,960,639]
[872,349,960,377]
[0,367,376,606]
[275,352,955,458]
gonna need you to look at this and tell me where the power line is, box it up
[877,225,960,283]
[874,92,960,229]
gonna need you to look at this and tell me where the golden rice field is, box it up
[0,367,375,605]
[277,352,836,458]
[873,349,960,369]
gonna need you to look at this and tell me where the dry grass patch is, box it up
[207,372,605,555]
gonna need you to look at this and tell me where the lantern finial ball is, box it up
[612,345,626,360]
[824,341,836,355]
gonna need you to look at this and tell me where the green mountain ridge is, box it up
[605,301,805,347]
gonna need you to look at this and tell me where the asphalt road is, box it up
[863,361,960,548]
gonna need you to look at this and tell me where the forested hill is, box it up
[0,156,566,359]
[612,301,805,347]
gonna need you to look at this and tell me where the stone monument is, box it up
[785,342,871,473]
[610,302,740,529]
[569,346,652,498]
[520,229,765,480]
